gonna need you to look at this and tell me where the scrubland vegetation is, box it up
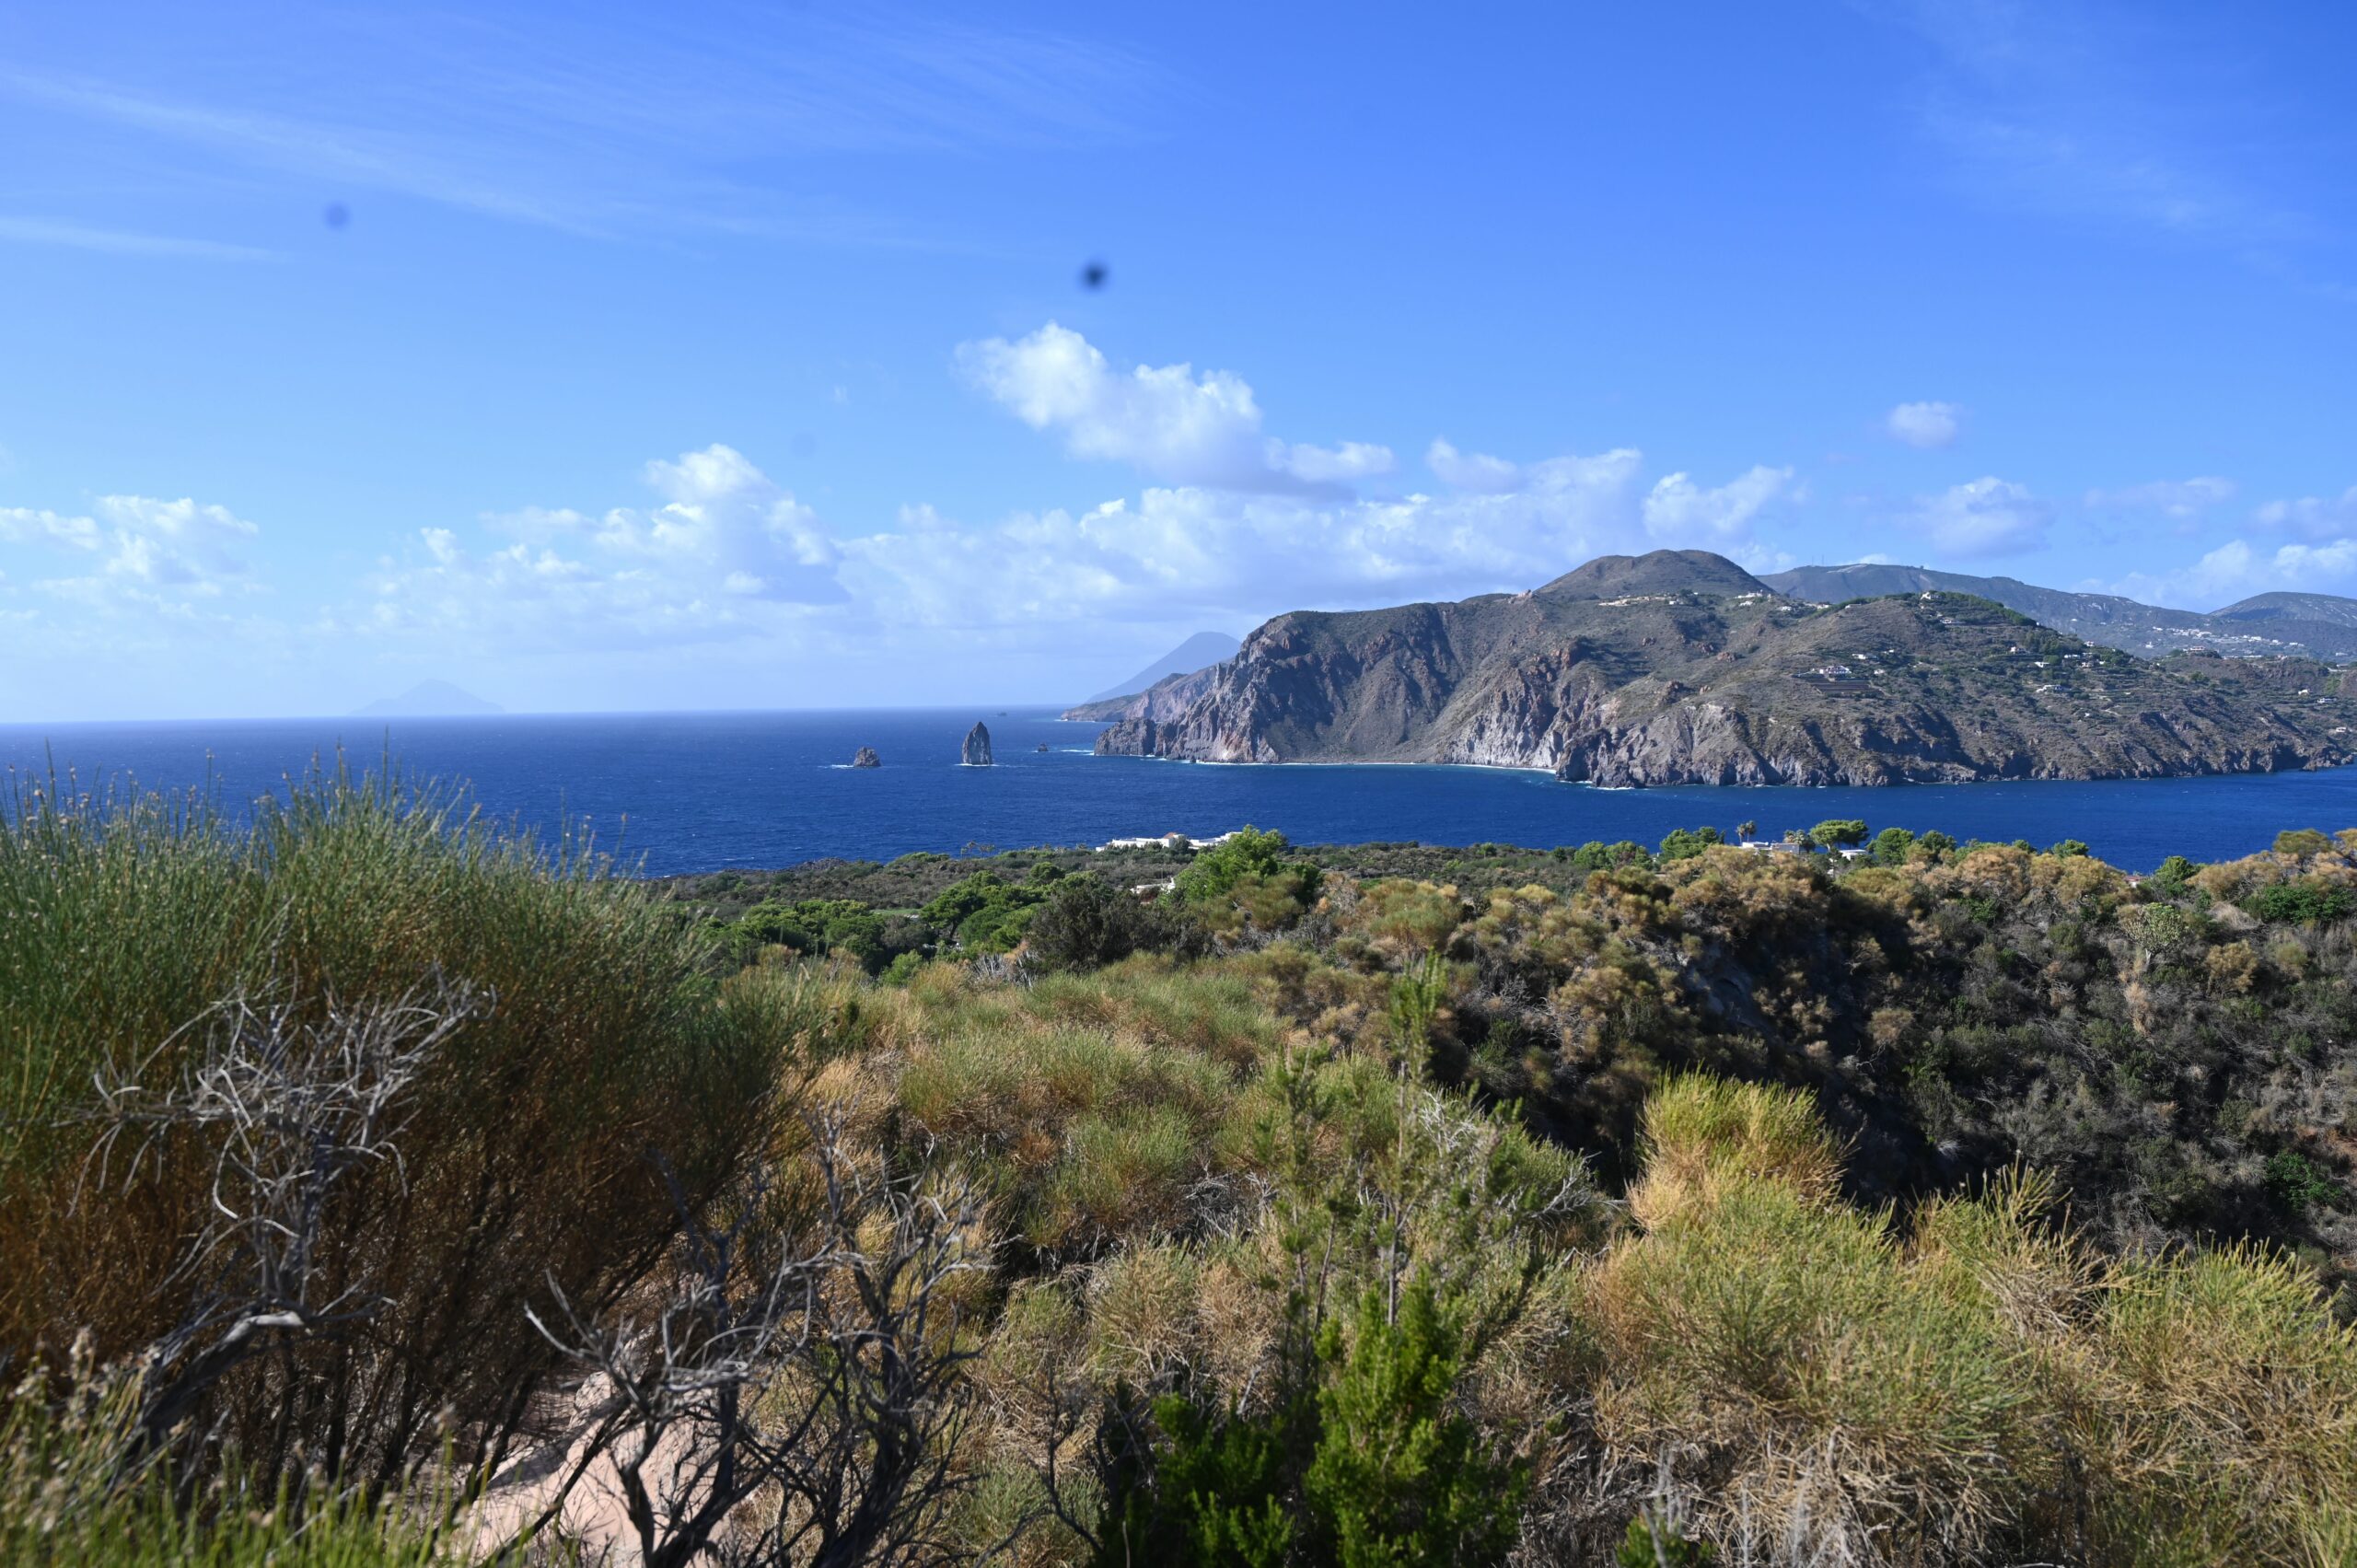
[6,777,2357,1565]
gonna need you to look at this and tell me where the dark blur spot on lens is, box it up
[1080,260,1109,290]
[790,432,818,459]
[324,203,351,229]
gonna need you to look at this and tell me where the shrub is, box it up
[1304,1280,1528,1567]
[1655,827,1724,863]
[921,868,1051,951]
[0,766,783,1484]
[1027,874,1190,970]
[2249,878,2357,926]
[726,895,923,972]
[1178,827,1323,911]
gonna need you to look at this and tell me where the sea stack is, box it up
[852,746,881,769]
[961,722,993,766]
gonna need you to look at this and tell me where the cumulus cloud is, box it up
[842,444,1809,630]
[0,493,259,598]
[1886,401,1962,448]
[1901,476,2050,557]
[1643,466,1800,541]
[2254,484,2357,540]
[2109,535,2357,610]
[2084,477,2236,519]
[349,444,845,650]
[959,322,1395,493]
[1425,440,1523,493]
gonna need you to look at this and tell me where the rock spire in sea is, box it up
[852,747,880,768]
[961,723,993,767]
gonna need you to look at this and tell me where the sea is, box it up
[6,705,2357,877]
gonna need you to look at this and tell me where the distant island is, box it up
[1078,630,1243,708]
[1076,550,2357,786]
[353,679,503,717]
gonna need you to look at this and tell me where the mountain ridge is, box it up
[1090,552,2356,786]
[1084,631,1243,705]
[1762,563,2357,661]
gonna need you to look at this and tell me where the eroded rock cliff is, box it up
[1092,552,2356,786]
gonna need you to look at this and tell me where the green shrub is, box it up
[1097,1279,1526,1568]
[1304,1281,1528,1568]
[2249,878,2357,925]
[920,868,1051,951]
[1177,827,1322,910]
[1655,827,1724,863]
[726,895,923,971]
[0,765,783,1483]
[1028,875,1193,970]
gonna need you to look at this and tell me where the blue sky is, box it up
[2,0,2353,719]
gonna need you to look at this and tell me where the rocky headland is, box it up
[1085,551,2357,786]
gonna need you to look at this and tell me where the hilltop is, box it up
[1093,551,2357,785]
[1765,563,2357,660]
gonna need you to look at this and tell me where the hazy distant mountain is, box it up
[1763,564,2357,661]
[2215,592,2357,631]
[1095,550,2355,786]
[1084,631,1242,704]
[354,679,502,717]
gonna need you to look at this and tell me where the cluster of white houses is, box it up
[1098,829,1864,861]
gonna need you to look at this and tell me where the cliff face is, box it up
[1062,662,1225,723]
[1093,552,2357,786]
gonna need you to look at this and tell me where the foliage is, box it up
[1807,818,1868,848]
[1177,826,1324,914]
[724,894,923,972]
[921,867,1051,951]
[1655,826,1724,863]
[1302,1281,1528,1568]
[0,765,782,1484]
[1027,873,1195,970]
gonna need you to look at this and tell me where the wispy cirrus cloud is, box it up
[0,9,1165,241]
[0,215,280,261]
[1874,0,2339,287]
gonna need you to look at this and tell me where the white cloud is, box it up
[0,216,279,261]
[2110,536,2357,610]
[842,445,1809,631]
[345,444,844,653]
[2254,485,2357,540]
[1901,476,2050,557]
[2084,476,2236,519]
[959,323,1394,493]
[0,505,101,550]
[1643,466,1799,540]
[1886,401,1962,448]
[1426,439,1523,493]
[0,493,259,597]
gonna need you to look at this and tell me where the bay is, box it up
[6,705,2357,876]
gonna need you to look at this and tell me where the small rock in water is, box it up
[852,747,881,768]
[962,723,994,766]
[1036,742,1049,752]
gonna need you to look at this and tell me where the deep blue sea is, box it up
[7,706,2357,876]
